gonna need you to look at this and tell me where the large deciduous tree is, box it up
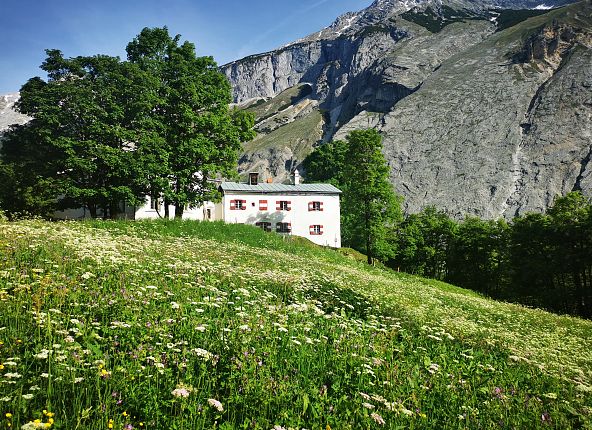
[126,27,255,218]
[1,27,254,219]
[1,50,160,218]
[302,139,348,188]
[342,129,402,264]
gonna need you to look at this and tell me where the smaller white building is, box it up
[53,198,218,221]
[219,179,342,248]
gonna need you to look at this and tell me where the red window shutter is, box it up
[241,200,247,210]
[309,225,314,235]
[276,201,281,211]
[320,202,324,212]
[287,201,292,211]
[230,200,236,210]
[288,223,292,232]
[308,202,313,211]
[259,200,268,210]
[320,225,324,235]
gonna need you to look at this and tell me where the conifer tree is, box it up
[342,129,402,264]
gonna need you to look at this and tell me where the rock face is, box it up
[222,0,592,219]
[0,94,29,134]
[1,0,589,219]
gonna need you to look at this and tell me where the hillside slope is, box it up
[0,220,590,428]
[223,0,592,219]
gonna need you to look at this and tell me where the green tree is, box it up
[302,139,348,187]
[391,207,458,279]
[1,51,157,218]
[547,192,592,317]
[342,129,403,264]
[126,27,255,218]
[0,124,60,218]
[447,217,508,297]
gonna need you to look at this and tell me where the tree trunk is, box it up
[175,204,184,219]
[365,199,372,265]
[109,202,119,220]
[88,204,97,219]
[164,198,170,219]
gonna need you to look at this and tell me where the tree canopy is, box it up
[126,27,255,218]
[341,129,403,264]
[0,27,255,219]
[302,139,348,188]
[388,192,592,319]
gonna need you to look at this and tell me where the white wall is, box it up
[134,200,217,221]
[222,192,341,248]
[54,199,217,221]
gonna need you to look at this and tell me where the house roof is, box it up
[220,182,342,194]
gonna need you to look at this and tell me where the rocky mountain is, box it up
[1,0,589,219]
[223,0,592,219]
[0,94,29,133]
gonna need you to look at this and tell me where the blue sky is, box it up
[0,0,371,94]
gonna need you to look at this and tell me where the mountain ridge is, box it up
[1,0,590,219]
[223,0,592,219]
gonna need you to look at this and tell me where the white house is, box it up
[53,171,342,248]
[219,173,342,248]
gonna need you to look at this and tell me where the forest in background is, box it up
[304,139,592,319]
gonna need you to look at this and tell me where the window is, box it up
[256,221,272,232]
[276,222,292,233]
[277,200,291,211]
[259,200,268,211]
[230,199,247,210]
[309,225,323,235]
[308,201,323,211]
[206,208,212,220]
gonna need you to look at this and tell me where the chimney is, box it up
[249,172,259,185]
[293,169,301,185]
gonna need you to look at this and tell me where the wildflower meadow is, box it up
[0,219,591,429]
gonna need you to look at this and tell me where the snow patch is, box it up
[534,4,553,9]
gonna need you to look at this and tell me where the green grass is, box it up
[242,109,323,158]
[245,84,313,123]
[493,1,592,50]
[495,9,555,33]
[399,6,486,34]
[0,219,591,429]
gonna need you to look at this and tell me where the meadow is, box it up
[0,219,591,429]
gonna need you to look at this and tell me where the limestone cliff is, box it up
[223,0,591,219]
[0,94,29,133]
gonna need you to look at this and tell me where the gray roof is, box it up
[220,182,341,194]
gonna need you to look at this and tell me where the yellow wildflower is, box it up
[5,413,12,418]
[0,364,4,370]
[122,411,128,417]
[108,419,114,429]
